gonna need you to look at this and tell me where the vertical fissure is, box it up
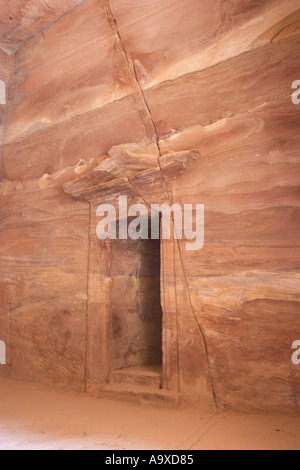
[104,0,217,405]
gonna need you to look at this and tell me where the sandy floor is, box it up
[0,377,299,450]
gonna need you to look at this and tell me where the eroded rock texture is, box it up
[0,0,300,411]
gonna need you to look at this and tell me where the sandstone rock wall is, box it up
[0,0,299,410]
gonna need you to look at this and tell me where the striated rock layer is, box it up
[0,0,300,412]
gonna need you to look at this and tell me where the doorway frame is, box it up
[85,204,180,394]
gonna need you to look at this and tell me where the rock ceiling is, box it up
[0,0,87,52]
[1,0,300,55]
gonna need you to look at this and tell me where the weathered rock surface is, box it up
[0,0,300,412]
[0,0,88,52]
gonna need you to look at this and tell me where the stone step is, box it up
[100,383,181,407]
[110,365,162,389]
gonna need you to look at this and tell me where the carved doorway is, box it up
[106,216,163,391]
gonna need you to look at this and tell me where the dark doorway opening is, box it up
[110,219,163,378]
